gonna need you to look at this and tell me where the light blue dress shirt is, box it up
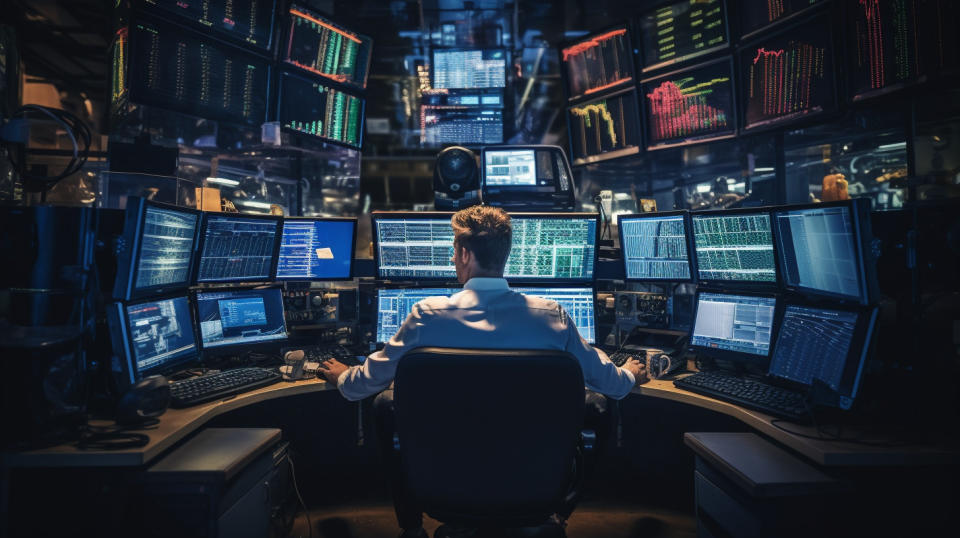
[337,277,636,401]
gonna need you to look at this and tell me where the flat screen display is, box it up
[277,72,364,149]
[144,0,276,51]
[692,211,777,284]
[561,25,634,101]
[124,296,197,375]
[619,212,692,281]
[432,49,506,89]
[283,5,372,90]
[196,214,282,283]
[566,88,642,166]
[196,288,287,348]
[639,0,728,72]
[691,292,776,358]
[276,218,355,280]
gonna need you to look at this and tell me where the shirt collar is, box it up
[463,277,510,291]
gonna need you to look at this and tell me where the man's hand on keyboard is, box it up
[622,358,649,386]
[319,358,349,384]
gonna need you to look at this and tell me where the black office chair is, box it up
[393,347,592,537]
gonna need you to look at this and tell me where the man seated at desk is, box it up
[319,205,648,537]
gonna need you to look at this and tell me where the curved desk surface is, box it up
[5,376,958,469]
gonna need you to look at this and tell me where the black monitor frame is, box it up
[371,211,456,283]
[737,10,839,134]
[430,47,509,90]
[280,3,374,92]
[640,56,738,151]
[771,199,878,305]
[766,299,879,409]
[193,212,284,284]
[113,197,201,301]
[275,69,366,150]
[126,13,273,127]
[106,293,200,388]
[558,21,636,104]
[134,0,278,55]
[565,85,644,166]
[690,206,781,290]
[689,287,781,368]
[638,0,731,74]
[616,210,695,283]
[191,285,289,354]
[276,216,358,281]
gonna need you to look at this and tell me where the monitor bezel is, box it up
[126,14,273,127]
[640,56,738,151]
[767,299,879,409]
[430,47,509,90]
[616,210,695,283]
[275,216,358,281]
[114,197,202,301]
[192,285,289,352]
[558,21,637,104]
[135,0,278,55]
[565,85,644,166]
[638,0,731,74]
[689,288,781,365]
[193,212,284,284]
[771,199,876,305]
[737,10,839,134]
[281,3,374,91]
[275,69,366,150]
[690,205,782,290]
[108,293,200,385]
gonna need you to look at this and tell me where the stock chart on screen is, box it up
[283,5,372,90]
[643,59,735,148]
[128,18,270,125]
[144,0,276,51]
[619,214,692,281]
[561,26,634,102]
[432,49,506,89]
[741,15,835,130]
[639,0,727,71]
[421,106,503,146]
[849,0,959,99]
[693,212,777,283]
[567,88,641,166]
[740,0,824,37]
[278,72,364,148]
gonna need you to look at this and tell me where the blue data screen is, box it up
[196,288,287,348]
[277,220,354,280]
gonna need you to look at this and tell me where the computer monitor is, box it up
[283,5,373,91]
[375,287,596,344]
[432,49,506,89]
[480,146,576,211]
[641,57,737,150]
[276,217,356,280]
[371,212,599,283]
[277,71,365,149]
[617,211,694,282]
[566,87,642,166]
[768,303,878,409]
[739,12,837,132]
[142,0,277,52]
[107,295,198,384]
[483,148,537,187]
[195,213,283,283]
[420,106,503,147]
[691,208,778,286]
[773,200,877,304]
[128,16,270,126]
[113,197,201,301]
[639,0,729,72]
[195,287,287,349]
[560,24,635,103]
[690,291,778,363]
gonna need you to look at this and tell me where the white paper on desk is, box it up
[315,247,334,259]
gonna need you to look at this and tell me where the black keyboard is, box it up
[169,367,281,408]
[608,351,633,367]
[674,371,808,420]
[300,344,363,367]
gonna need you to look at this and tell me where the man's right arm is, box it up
[561,310,645,399]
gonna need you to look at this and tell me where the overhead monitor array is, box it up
[638,0,728,72]
[561,26,634,102]
[283,5,372,90]
[144,0,277,51]
[277,72,364,149]
[566,88,642,165]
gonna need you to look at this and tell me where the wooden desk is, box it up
[632,377,959,467]
[2,378,338,469]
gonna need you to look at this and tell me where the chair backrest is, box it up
[394,347,585,527]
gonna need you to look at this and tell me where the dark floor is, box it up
[288,501,697,538]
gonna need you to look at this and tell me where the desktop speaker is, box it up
[433,146,480,211]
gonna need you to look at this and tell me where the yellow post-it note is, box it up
[315,248,334,259]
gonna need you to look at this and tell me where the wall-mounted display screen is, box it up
[283,5,373,90]
[642,58,736,149]
[144,0,276,51]
[561,25,634,102]
[566,88,642,166]
[639,0,728,72]
[432,49,506,89]
[277,72,364,149]
[740,0,825,38]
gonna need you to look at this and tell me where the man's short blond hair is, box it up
[451,206,512,271]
